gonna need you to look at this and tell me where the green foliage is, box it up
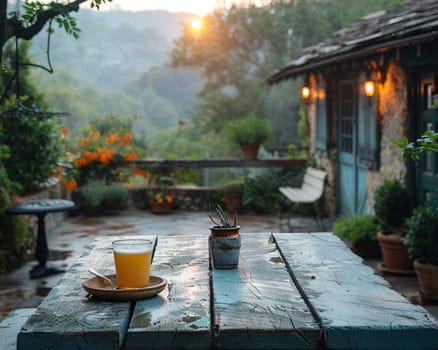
[373,179,411,232]
[333,215,381,242]
[393,130,438,162]
[80,182,106,206]
[297,104,310,148]
[102,184,129,210]
[404,206,438,265]
[224,116,271,146]
[221,179,244,194]
[209,204,238,228]
[1,99,67,193]
[242,173,285,214]
[171,0,404,143]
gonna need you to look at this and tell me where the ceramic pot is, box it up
[350,238,381,258]
[414,259,438,302]
[239,144,260,159]
[223,193,242,213]
[209,226,241,269]
[377,231,413,272]
[150,201,172,214]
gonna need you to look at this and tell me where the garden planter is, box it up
[150,201,172,214]
[83,205,101,217]
[239,144,260,159]
[224,193,242,213]
[414,259,438,302]
[350,238,381,258]
[209,226,241,269]
[377,231,413,273]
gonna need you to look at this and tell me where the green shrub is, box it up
[224,116,271,145]
[1,99,67,193]
[374,179,411,231]
[404,206,438,265]
[333,215,381,242]
[242,173,284,214]
[80,182,106,207]
[221,179,244,194]
[102,184,129,210]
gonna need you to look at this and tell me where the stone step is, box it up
[0,308,35,350]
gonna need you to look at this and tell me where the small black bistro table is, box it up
[7,199,75,279]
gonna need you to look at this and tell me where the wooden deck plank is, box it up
[17,236,151,350]
[274,232,438,350]
[212,233,321,350]
[126,236,211,350]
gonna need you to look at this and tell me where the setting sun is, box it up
[191,18,202,30]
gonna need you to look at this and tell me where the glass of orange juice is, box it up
[112,239,154,289]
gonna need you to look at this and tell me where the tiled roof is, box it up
[267,0,438,84]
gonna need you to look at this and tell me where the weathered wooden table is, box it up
[17,233,438,350]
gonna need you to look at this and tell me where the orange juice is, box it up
[112,239,153,289]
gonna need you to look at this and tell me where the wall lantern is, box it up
[364,80,375,97]
[301,85,311,102]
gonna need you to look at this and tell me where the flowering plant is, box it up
[147,176,174,204]
[72,126,141,185]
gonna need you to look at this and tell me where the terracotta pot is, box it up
[350,238,381,258]
[209,226,241,269]
[223,193,242,213]
[414,259,438,302]
[377,231,413,272]
[150,201,172,214]
[239,144,260,159]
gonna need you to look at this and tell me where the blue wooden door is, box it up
[337,80,369,216]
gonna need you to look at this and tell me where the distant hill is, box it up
[30,9,197,91]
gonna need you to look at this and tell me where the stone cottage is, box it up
[267,0,438,217]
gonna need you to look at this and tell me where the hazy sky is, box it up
[101,0,223,15]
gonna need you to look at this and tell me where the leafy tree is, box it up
[170,0,405,147]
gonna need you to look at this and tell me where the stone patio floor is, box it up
[0,209,437,322]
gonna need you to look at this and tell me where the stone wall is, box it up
[366,61,408,213]
[130,186,223,212]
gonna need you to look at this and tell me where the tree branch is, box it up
[7,0,84,43]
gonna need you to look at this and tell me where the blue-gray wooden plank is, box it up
[0,308,35,350]
[126,236,211,350]
[274,232,438,350]
[212,232,321,349]
[17,236,145,350]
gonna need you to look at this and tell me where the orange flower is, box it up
[80,137,91,147]
[83,151,99,161]
[131,168,148,178]
[121,133,133,145]
[73,158,89,167]
[89,130,100,141]
[165,194,173,203]
[98,148,116,164]
[105,133,120,145]
[124,152,138,161]
[63,178,77,192]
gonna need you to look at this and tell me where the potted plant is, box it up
[80,182,106,216]
[404,191,438,301]
[208,204,241,269]
[374,179,413,273]
[147,176,174,214]
[101,184,129,212]
[221,179,244,213]
[224,116,272,159]
[333,215,382,258]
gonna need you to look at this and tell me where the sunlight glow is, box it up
[191,18,202,30]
